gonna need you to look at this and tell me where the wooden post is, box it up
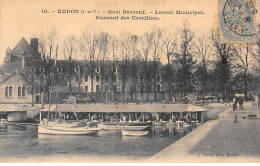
[102,113,104,122]
[234,114,237,123]
[89,113,91,122]
[129,113,131,122]
[142,113,145,122]
[64,113,66,121]
[40,111,42,122]
[172,112,174,122]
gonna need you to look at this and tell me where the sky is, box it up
[0,0,259,65]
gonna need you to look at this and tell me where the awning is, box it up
[0,104,27,112]
[39,104,207,113]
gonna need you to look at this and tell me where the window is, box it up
[18,87,21,97]
[113,85,117,93]
[5,87,8,97]
[18,86,26,97]
[57,67,63,72]
[85,75,88,82]
[75,67,80,73]
[96,68,100,73]
[96,85,100,92]
[31,67,35,72]
[96,76,100,82]
[84,86,88,93]
[156,75,160,82]
[31,75,35,82]
[9,87,13,97]
[105,75,108,82]
[114,67,118,73]
[113,76,117,82]
[75,76,80,82]
[156,85,160,92]
[104,85,109,92]
[22,87,26,97]
[40,67,45,72]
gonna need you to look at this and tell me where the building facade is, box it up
[0,38,165,104]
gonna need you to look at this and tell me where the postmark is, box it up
[219,0,257,43]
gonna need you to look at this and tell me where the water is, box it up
[0,123,198,159]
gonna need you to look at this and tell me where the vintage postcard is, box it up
[0,0,260,163]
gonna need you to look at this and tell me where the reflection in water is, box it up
[0,123,199,158]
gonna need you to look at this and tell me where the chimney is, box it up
[30,38,38,53]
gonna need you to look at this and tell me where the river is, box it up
[0,123,198,161]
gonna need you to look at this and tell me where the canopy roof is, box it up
[40,104,207,113]
[0,104,27,112]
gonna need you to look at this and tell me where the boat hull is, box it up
[38,125,100,135]
[122,130,149,136]
[98,124,150,131]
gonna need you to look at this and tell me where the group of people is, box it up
[233,95,244,111]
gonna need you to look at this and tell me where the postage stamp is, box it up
[219,0,257,43]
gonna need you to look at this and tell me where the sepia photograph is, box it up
[0,0,260,163]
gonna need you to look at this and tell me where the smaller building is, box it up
[0,104,27,121]
[0,71,42,104]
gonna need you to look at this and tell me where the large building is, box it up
[0,38,165,104]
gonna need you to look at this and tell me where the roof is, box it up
[0,71,33,86]
[11,37,40,59]
[40,104,207,113]
[1,61,22,74]
[0,104,27,112]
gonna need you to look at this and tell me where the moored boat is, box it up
[119,125,150,131]
[0,119,8,125]
[121,130,149,136]
[38,123,101,135]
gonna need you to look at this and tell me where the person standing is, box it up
[239,96,244,110]
[233,97,237,111]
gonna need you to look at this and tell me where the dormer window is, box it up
[40,67,45,72]
[156,75,160,82]
[31,67,35,72]
[57,67,63,72]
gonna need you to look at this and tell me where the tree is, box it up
[151,27,163,101]
[211,29,233,99]
[98,32,109,102]
[119,33,132,101]
[194,34,212,103]
[81,26,100,98]
[62,35,77,96]
[162,28,177,101]
[107,36,119,102]
[140,32,153,102]
[36,26,58,103]
[174,21,196,96]
[232,44,254,100]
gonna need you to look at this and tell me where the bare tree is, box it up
[98,32,109,102]
[36,26,58,103]
[195,34,212,102]
[107,36,119,102]
[63,35,77,96]
[232,43,254,100]
[162,28,177,101]
[150,27,163,101]
[140,32,153,102]
[119,33,132,102]
[81,26,100,99]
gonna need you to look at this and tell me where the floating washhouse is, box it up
[39,104,207,123]
[0,104,27,121]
